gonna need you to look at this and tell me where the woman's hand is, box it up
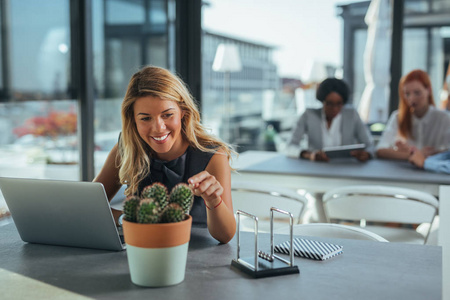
[312,150,329,162]
[376,141,412,161]
[188,171,223,208]
[394,140,412,153]
[422,146,438,158]
[302,150,329,161]
[193,150,235,244]
[351,150,371,162]
[409,149,426,168]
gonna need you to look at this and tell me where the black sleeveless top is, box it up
[136,146,215,227]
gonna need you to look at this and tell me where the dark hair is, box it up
[316,78,350,104]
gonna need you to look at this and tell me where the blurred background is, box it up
[1,0,450,218]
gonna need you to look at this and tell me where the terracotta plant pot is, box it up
[122,215,192,287]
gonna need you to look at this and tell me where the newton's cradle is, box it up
[231,207,300,278]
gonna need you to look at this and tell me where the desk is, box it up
[0,224,442,300]
[232,151,450,300]
[232,151,450,197]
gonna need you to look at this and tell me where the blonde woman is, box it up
[94,66,236,243]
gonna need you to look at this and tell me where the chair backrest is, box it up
[275,223,388,242]
[232,181,308,232]
[322,185,439,225]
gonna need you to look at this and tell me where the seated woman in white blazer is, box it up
[288,78,374,162]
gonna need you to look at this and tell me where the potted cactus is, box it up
[121,182,194,287]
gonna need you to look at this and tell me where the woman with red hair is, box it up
[376,69,450,160]
[439,64,450,111]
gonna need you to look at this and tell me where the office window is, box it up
[402,29,428,73]
[0,3,3,91]
[431,0,450,12]
[202,0,342,153]
[0,0,79,181]
[341,0,450,123]
[404,0,429,13]
[105,0,145,24]
[352,29,368,110]
[92,0,171,172]
[402,28,449,108]
[403,0,450,13]
[0,0,172,183]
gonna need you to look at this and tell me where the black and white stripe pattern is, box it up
[274,238,343,261]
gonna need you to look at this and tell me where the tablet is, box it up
[322,143,366,159]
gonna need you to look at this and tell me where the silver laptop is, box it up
[0,177,125,251]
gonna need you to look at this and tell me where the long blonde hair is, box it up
[118,66,234,195]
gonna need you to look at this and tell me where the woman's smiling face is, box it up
[133,95,186,161]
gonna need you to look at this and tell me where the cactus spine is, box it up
[137,199,160,224]
[169,183,194,214]
[141,183,168,211]
[123,182,192,224]
[160,203,185,223]
[123,195,140,222]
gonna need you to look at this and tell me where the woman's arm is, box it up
[93,143,123,224]
[188,149,236,244]
[375,111,410,160]
[289,112,307,146]
[377,147,410,160]
[377,140,412,160]
[286,112,308,158]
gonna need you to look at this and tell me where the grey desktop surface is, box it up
[0,223,441,300]
[240,153,450,185]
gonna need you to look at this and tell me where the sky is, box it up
[203,0,364,80]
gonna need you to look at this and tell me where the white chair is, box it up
[232,181,309,233]
[275,223,388,242]
[322,185,439,244]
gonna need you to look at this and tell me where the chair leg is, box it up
[311,192,326,223]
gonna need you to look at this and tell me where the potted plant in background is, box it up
[13,108,78,164]
[122,182,194,287]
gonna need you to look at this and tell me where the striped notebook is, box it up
[274,238,343,261]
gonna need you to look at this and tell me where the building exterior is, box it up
[202,30,279,150]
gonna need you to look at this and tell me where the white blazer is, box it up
[288,107,374,156]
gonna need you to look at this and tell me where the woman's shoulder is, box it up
[301,108,322,120]
[381,110,399,129]
[304,108,321,114]
[387,110,399,119]
[185,146,213,171]
[194,144,232,164]
[341,106,364,122]
[188,145,218,160]
[204,146,231,175]
[341,106,358,115]
[429,106,450,119]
